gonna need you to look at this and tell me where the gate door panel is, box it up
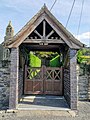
[44,67,62,95]
[24,65,62,95]
[24,65,43,94]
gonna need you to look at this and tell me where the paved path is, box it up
[0,101,90,120]
[18,96,69,110]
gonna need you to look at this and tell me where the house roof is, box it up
[3,4,84,49]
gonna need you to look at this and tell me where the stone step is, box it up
[21,96,64,100]
[20,96,65,103]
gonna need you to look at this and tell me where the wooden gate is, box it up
[24,65,63,95]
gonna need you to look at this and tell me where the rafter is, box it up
[34,30,42,38]
[46,30,54,39]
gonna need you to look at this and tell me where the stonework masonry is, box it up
[0,64,10,110]
[69,49,77,110]
[64,68,70,107]
[64,49,77,110]
[88,76,90,100]
[9,48,19,109]
[78,74,90,100]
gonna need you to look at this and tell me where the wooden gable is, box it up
[3,5,84,49]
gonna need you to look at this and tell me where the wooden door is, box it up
[24,65,63,95]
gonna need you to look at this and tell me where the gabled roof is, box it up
[3,5,84,49]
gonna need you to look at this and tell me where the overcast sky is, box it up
[0,0,90,46]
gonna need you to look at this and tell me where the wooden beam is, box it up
[43,21,46,38]
[23,39,65,44]
[46,30,54,39]
[34,30,42,38]
[63,50,69,67]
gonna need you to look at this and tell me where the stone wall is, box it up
[88,76,90,100]
[0,44,10,110]
[0,65,10,110]
[77,64,90,101]
[78,75,88,100]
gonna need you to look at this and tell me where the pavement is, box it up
[0,101,90,120]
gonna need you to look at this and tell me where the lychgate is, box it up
[3,5,84,110]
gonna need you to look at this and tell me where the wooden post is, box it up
[43,21,46,38]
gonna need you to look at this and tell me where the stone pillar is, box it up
[69,49,77,110]
[9,48,19,109]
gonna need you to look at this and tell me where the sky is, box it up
[0,0,90,46]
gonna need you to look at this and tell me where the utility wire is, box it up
[50,0,58,11]
[65,0,76,28]
[77,0,84,36]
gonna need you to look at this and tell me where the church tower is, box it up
[3,21,14,61]
[4,21,14,41]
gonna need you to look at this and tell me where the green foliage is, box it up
[29,52,41,67]
[77,48,90,64]
[77,50,83,63]
[35,51,58,59]
[29,53,41,79]
[50,55,60,67]
[77,48,90,75]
